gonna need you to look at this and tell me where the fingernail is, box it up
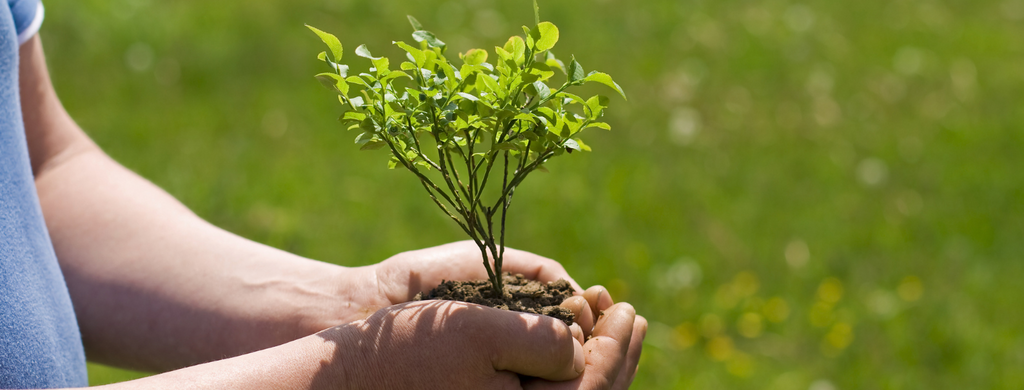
[570,323,585,344]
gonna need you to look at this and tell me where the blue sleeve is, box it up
[7,0,43,44]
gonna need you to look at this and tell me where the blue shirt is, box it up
[1,1,89,387]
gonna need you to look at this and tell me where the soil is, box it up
[415,273,576,325]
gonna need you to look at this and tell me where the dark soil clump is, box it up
[415,273,576,325]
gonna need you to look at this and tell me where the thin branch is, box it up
[497,150,512,279]
[490,149,555,211]
[379,130,462,217]
[427,105,470,215]
[403,115,442,171]
[443,138,473,203]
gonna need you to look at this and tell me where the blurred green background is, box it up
[39,0,1023,388]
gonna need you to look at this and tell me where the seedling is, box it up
[307,3,624,297]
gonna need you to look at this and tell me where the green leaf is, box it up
[371,57,390,77]
[354,131,374,144]
[355,44,380,60]
[574,137,593,151]
[360,140,386,150]
[317,51,328,62]
[421,49,438,70]
[477,100,495,114]
[387,101,406,116]
[524,26,536,50]
[564,138,581,152]
[461,49,488,66]
[333,64,350,78]
[536,107,558,122]
[559,92,587,105]
[407,15,424,31]
[342,111,367,122]
[306,25,343,62]
[457,92,480,102]
[568,56,585,84]
[583,72,627,100]
[494,46,513,63]
[359,117,377,132]
[345,75,368,87]
[532,80,551,100]
[315,73,349,96]
[479,74,506,99]
[400,61,418,71]
[412,30,446,49]
[388,156,400,169]
[586,122,612,130]
[565,114,584,135]
[503,36,527,64]
[394,41,425,67]
[527,62,555,81]
[382,70,412,83]
[524,39,534,65]
[545,51,566,73]
[438,62,459,88]
[548,116,566,137]
[460,64,479,80]
[514,113,539,124]
[585,95,610,119]
[530,22,560,52]
[414,160,432,170]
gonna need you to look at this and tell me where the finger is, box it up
[485,371,524,390]
[522,303,636,390]
[477,306,586,381]
[583,286,614,318]
[570,323,585,345]
[611,315,647,390]
[578,303,635,390]
[499,246,583,293]
[560,296,596,338]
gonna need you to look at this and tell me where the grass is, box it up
[39,0,1024,388]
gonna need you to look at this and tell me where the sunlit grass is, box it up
[38,0,1024,388]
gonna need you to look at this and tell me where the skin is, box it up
[18,33,647,390]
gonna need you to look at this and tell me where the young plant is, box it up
[307,6,624,297]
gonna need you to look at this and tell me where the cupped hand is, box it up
[314,299,584,390]
[315,299,644,390]
[369,240,584,305]
[336,242,647,389]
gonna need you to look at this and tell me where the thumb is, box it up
[477,309,586,381]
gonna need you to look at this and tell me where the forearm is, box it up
[34,145,379,371]
[32,330,349,390]
[102,333,346,390]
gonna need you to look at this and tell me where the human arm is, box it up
[25,299,613,390]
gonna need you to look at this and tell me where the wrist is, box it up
[293,263,391,334]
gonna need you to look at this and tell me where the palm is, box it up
[371,241,582,305]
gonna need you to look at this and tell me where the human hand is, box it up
[313,298,643,390]
[368,240,584,305]
[353,242,647,389]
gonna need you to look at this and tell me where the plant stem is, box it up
[498,150,512,285]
